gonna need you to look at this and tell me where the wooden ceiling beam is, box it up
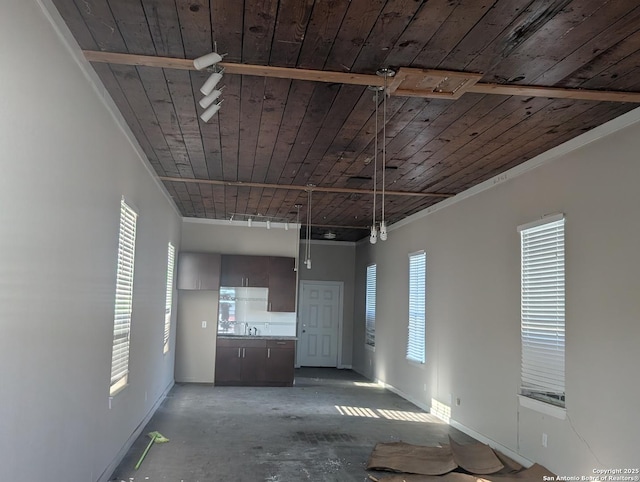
[83,50,640,103]
[83,50,383,87]
[159,176,453,198]
[467,83,640,103]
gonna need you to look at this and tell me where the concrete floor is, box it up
[111,368,474,482]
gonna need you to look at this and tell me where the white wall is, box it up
[181,219,299,256]
[176,219,300,382]
[0,1,181,480]
[353,109,640,472]
[298,241,356,367]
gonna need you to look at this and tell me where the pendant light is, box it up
[305,186,314,269]
[377,68,395,242]
[369,87,381,245]
[294,204,302,272]
[378,68,394,241]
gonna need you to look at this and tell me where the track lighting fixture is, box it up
[194,47,226,122]
[200,101,223,122]
[199,86,224,108]
[200,71,223,96]
[193,52,223,71]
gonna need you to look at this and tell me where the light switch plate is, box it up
[201,321,207,328]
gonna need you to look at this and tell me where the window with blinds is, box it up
[365,264,377,349]
[110,199,138,396]
[163,243,176,354]
[519,215,565,408]
[407,251,426,364]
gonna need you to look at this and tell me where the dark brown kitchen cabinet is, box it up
[215,338,295,386]
[213,344,242,384]
[265,340,295,385]
[220,255,269,287]
[215,338,267,385]
[177,252,221,290]
[267,257,296,312]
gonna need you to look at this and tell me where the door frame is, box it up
[296,280,344,368]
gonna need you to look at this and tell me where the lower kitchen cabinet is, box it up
[266,340,295,385]
[215,338,295,387]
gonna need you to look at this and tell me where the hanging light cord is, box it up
[382,73,387,226]
[295,204,301,271]
[373,89,379,230]
[306,189,312,262]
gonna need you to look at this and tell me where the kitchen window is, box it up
[365,264,377,349]
[110,199,138,396]
[519,215,565,408]
[407,251,426,364]
[163,242,175,354]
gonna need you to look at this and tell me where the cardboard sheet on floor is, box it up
[366,442,458,475]
[449,436,504,474]
[484,464,556,482]
[371,471,483,482]
[493,451,524,474]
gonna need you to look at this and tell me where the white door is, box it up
[298,281,342,367]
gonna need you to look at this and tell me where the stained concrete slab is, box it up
[110,368,474,482]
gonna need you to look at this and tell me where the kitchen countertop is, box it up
[217,335,298,340]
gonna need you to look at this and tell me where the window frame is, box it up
[519,214,565,409]
[110,199,138,396]
[163,242,176,354]
[365,263,377,350]
[407,251,426,364]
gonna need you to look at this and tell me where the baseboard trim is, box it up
[375,379,430,413]
[447,418,532,468]
[97,380,175,482]
[338,364,353,369]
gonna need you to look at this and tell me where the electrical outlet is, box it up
[456,397,461,406]
[423,384,427,392]
[542,433,548,448]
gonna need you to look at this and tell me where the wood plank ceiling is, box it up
[53,0,640,241]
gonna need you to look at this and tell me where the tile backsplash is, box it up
[218,287,296,336]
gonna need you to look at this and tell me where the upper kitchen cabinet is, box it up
[177,252,221,290]
[267,257,296,312]
[220,255,269,287]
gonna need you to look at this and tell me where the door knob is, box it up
[302,329,306,333]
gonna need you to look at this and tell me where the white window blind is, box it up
[110,199,138,395]
[519,216,565,407]
[163,243,176,354]
[365,264,377,348]
[407,251,426,364]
